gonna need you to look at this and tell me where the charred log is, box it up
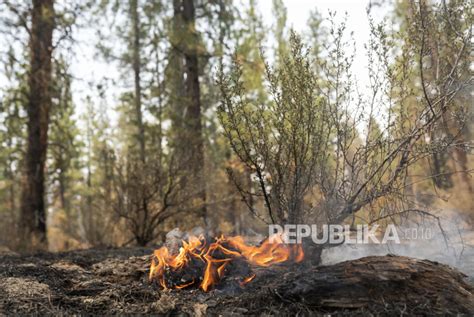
[275,255,473,314]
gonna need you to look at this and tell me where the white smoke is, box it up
[321,216,474,277]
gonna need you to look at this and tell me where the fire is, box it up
[149,234,304,292]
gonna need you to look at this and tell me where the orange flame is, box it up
[239,273,256,287]
[149,234,304,292]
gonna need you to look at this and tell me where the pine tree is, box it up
[79,95,118,246]
[169,0,208,226]
[19,0,55,250]
[272,0,289,64]
[0,46,28,249]
[48,58,84,249]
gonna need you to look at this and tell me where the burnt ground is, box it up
[0,247,473,316]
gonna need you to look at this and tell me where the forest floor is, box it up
[0,247,473,315]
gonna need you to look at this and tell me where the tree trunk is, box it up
[152,31,164,166]
[19,0,55,251]
[175,0,208,227]
[130,0,146,164]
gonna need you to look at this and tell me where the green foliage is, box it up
[219,32,332,224]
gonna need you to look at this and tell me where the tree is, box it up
[221,0,267,224]
[388,0,473,222]
[306,8,325,67]
[272,0,288,64]
[219,33,330,225]
[130,0,146,163]
[95,0,181,246]
[171,0,207,226]
[0,46,28,249]
[79,94,118,247]
[219,6,470,256]
[19,0,55,250]
[48,58,84,249]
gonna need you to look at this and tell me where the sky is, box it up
[261,0,372,34]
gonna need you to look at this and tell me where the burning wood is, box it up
[149,234,304,292]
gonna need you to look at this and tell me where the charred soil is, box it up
[0,248,472,315]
